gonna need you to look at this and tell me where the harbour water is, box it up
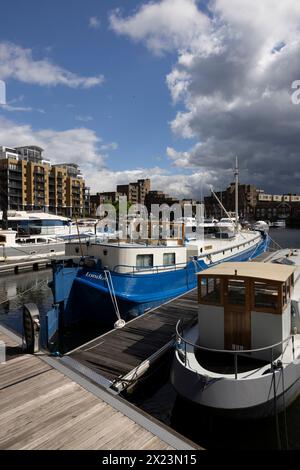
[1,227,300,449]
[0,269,106,353]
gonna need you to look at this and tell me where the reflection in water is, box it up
[0,269,52,336]
[0,268,104,352]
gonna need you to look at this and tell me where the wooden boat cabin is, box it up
[197,262,295,360]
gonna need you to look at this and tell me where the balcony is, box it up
[34,177,45,184]
[8,173,23,182]
[8,167,22,173]
[9,196,23,204]
[9,181,22,191]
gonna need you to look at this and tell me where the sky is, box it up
[0,0,300,199]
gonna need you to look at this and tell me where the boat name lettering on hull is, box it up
[85,272,105,281]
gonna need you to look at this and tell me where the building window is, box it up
[136,254,153,269]
[163,253,175,266]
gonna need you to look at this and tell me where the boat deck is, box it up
[0,328,197,450]
[194,349,270,375]
[65,289,198,388]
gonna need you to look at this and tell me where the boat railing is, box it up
[112,261,192,274]
[175,319,295,379]
[66,234,109,244]
[193,233,262,259]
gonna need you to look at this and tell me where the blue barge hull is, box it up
[46,235,270,345]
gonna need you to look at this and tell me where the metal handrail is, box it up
[176,319,295,379]
[112,260,191,274]
[176,319,294,355]
[200,233,263,258]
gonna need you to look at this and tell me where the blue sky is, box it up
[0,0,300,197]
[0,0,194,190]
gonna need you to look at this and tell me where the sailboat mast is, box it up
[234,156,239,232]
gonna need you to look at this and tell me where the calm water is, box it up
[0,269,53,336]
[269,227,300,249]
[1,227,300,449]
[0,268,105,352]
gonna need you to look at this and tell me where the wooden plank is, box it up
[0,356,51,389]
[68,287,198,382]
[0,351,176,450]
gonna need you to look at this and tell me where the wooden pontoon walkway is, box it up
[0,257,54,275]
[65,289,198,387]
[65,248,284,390]
[0,328,197,450]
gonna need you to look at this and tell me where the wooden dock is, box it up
[0,258,54,275]
[64,289,198,391]
[0,248,285,450]
[0,327,197,450]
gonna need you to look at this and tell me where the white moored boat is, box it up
[171,255,300,419]
[0,230,65,261]
[273,220,286,228]
[252,220,270,233]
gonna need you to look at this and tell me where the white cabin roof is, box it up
[198,262,295,283]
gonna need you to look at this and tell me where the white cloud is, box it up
[0,116,106,187]
[75,115,93,122]
[100,142,118,151]
[110,0,300,194]
[109,0,209,55]
[89,16,101,29]
[89,166,215,199]
[0,115,217,197]
[2,104,45,113]
[0,42,104,88]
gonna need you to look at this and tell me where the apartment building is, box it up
[204,181,300,223]
[90,191,122,215]
[117,178,151,205]
[204,183,258,219]
[145,190,179,212]
[0,145,89,217]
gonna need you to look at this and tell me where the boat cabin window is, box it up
[282,278,292,307]
[163,253,175,266]
[0,235,6,243]
[136,254,153,269]
[200,277,221,304]
[254,282,279,311]
[282,282,287,307]
[227,279,246,305]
